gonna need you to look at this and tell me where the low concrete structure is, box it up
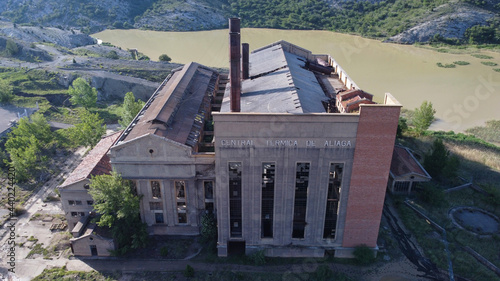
[388,145,431,194]
[70,219,115,257]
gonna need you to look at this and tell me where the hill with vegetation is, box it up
[0,0,499,44]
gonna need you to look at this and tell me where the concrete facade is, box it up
[109,62,220,236]
[60,179,95,228]
[109,134,215,235]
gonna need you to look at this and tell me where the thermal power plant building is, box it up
[109,18,401,258]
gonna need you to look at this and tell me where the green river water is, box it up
[94,28,500,132]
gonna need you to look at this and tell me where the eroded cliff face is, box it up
[386,4,496,44]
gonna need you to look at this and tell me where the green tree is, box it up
[4,114,53,181]
[158,54,171,62]
[5,39,19,56]
[68,78,97,108]
[89,172,148,255]
[423,138,448,178]
[0,80,14,103]
[423,138,460,181]
[70,109,106,148]
[413,101,435,135]
[119,92,144,128]
[397,117,408,138]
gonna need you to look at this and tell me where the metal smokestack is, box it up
[242,43,249,80]
[229,18,241,112]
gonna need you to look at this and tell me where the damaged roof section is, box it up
[390,145,431,180]
[60,131,121,188]
[119,62,219,149]
[336,89,376,113]
[221,41,330,113]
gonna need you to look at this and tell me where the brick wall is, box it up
[342,104,401,248]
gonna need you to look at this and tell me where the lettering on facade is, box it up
[220,139,353,148]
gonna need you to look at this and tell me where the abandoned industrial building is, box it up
[61,18,406,257]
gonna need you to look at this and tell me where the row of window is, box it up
[229,162,344,240]
[68,200,93,206]
[149,180,214,225]
[71,212,86,217]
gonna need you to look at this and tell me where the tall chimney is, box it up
[229,18,241,112]
[242,43,249,80]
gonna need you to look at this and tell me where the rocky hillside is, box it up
[386,1,497,43]
[0,0,498,44]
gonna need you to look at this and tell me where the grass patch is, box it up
[453,61,470,66]
[466,120,500,146]
[471,54,494,59]
[26,243,49,259]
[32,266,120,281]
[481,61,498,67]
[436,62,456,68]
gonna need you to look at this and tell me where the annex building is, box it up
[106,18,401,258]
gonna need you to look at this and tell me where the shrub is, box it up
[418,182,444,207]
[249,250,266,266]
[14,205,26,216]
[453,61,470,66]
[0,80,14,103]
[158,54,172,62]
[183,264,194,277]
[353,244,375,265]
[160,246,168,257]
[313,264,333,281]
[200,212,217,243]
[6,39,19,56]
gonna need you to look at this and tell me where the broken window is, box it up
[204,181,214,214]
[204,181,214,199]
[151,181,161,199]
[293,162,309,239]
[175,181,187,224]
[87,200,93,205]
[71,212,78,217]
[155,213,164,224]
[229,162,242,237]
[68,200,75,206]
[323,163,343,239]
[261,162,275,238]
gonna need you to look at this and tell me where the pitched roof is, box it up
[390,145,431,180]
[118,62,218,148]
[220,41,331,113]
[60,131,121,188]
